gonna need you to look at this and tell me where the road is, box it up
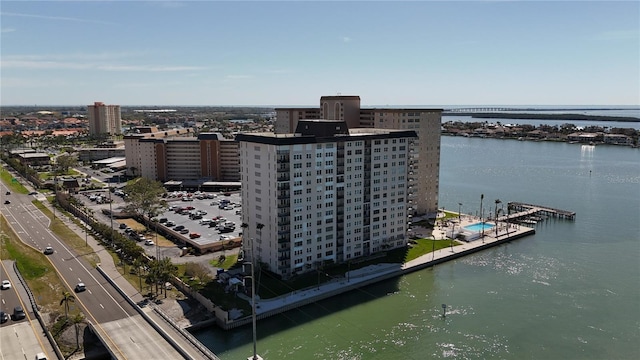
[1,183,187,359]
[0,260,50,359]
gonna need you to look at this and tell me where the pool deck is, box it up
[209,213,535,330]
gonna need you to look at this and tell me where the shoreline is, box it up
[186,216,536,331]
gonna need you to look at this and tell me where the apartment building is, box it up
[124,129,239,183]
[88,102,122,135]
[237,119,417,279]
[275,96,442,217]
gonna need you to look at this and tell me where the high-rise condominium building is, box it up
[237,119,417,279]
[124,129,239,183]
[275,96,442,217]
[87,102,122,135]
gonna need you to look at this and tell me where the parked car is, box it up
[199,219,211,225]
[159,218,167,223]
[165,221,175,227]
[220,235,231,241]
[13,306,26,320]
[0,311,8,323]
[44,246,54,255]
[119,223,127,229]
[1,280,11,290]
[5,191,10,195]
[144,239,155,246]
[174,225,185,231]
[74,283,86,293]
[179,229,189,234]
[189,233,201,239]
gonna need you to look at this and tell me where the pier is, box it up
[501,202,576,222]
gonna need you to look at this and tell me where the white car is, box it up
[1,280,11,290]
[144,239,155,246]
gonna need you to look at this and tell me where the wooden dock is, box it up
[500,202,576,222]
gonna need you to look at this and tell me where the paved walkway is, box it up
[238,218,535,320]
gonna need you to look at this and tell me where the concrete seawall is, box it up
[209,226,535,330]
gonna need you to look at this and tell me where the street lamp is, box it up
[431,235,436,261]
[458,202,462,223]
[480,194,485,239]
[244,235,263,360]
[495,199,502,237]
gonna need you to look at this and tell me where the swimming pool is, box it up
[464,222,495,232]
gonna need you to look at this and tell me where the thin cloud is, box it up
[1,28,16,33]
[0,11,120,25]
[1,59,206,72]
[3,52,146,61]
[226,75,253,79]
[342,36,352,43]
[99,65,207,72]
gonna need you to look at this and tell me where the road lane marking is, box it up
[99,304,104,309]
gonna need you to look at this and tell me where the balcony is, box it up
[277,191,290,199]
[278,209,290,217]
[277,174,290,181]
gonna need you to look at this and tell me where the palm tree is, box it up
[132,256,145,291]
[60,291,75,321]
[71,313,85,349]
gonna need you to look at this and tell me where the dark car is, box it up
[174,225,185,231]
[28,191,38,195]
[3,200,9,204]
[0,311,8,323]
[13,306,26,320]
[5,191,10,195]
[119,223,127,229]
[219,227,234,234]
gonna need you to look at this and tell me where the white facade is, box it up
[238,124,416,278]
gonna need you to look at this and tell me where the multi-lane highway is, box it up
[0,260,51,360]
[1,183,188,359]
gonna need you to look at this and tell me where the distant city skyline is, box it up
[1,1,638,106]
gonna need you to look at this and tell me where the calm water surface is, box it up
[195,136,640,360]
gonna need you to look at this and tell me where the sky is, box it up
[1,0,639,106]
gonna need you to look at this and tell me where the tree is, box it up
[55,153,78,174]
[122,177,167,219]
[71,313,85,349]
[132,256,146,291]
[60,291,75,321]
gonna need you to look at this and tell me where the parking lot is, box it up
[81,189,244,253]
[152,191,244,249]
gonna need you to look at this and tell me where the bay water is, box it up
[194,135,640,359]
